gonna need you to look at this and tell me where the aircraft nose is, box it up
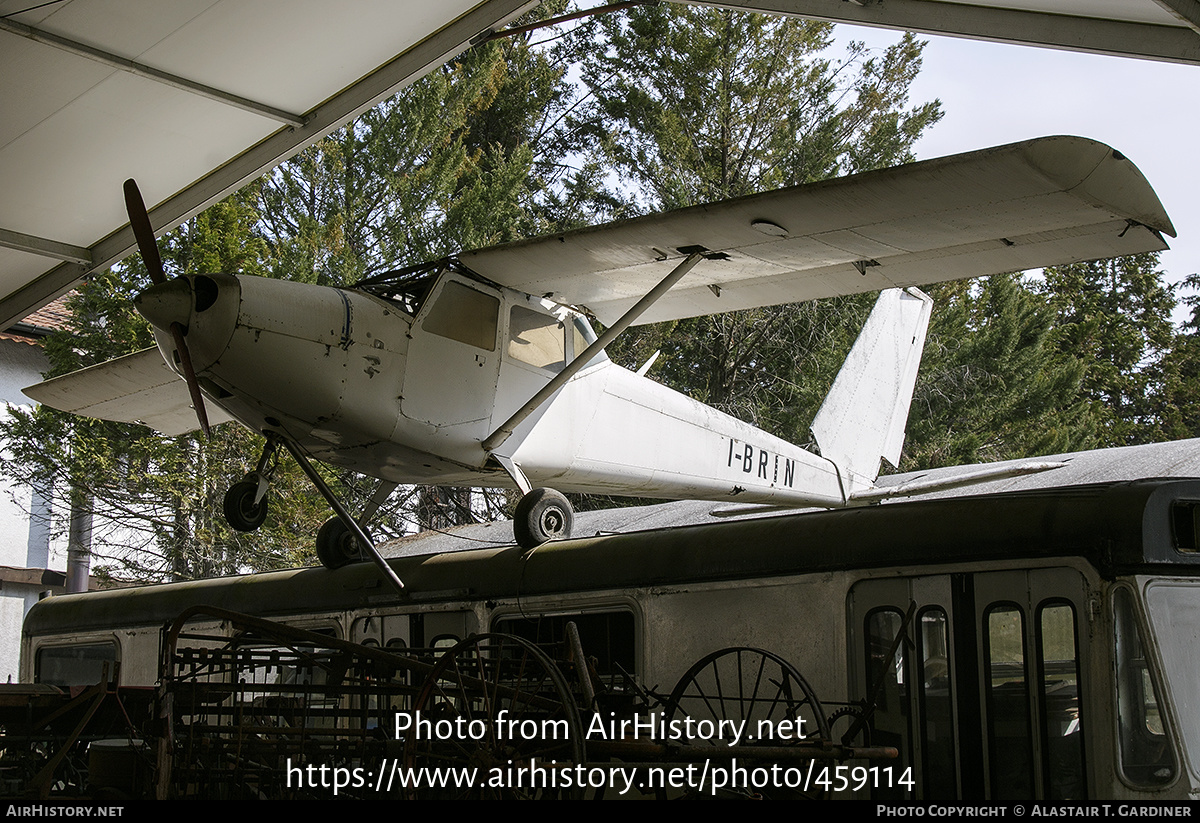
[134,277,192,330]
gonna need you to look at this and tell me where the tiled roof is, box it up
[1,294,73,344]
[20,295,72,332]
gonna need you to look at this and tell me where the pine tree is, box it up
[903,276,1100,469]
[256,6,594,287]
[1038,253,1178,446]
[577,6,941,207]
[578,4,942,443]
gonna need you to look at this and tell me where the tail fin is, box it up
[810,287,933,493]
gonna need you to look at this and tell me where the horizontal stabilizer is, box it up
[811,287,932,490]
[848,461,1068,503]
[710,460,1068,516]
[23,347,233,436]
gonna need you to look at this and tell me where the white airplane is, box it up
[25,136,1173,588]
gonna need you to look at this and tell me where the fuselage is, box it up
[142,269,847,507]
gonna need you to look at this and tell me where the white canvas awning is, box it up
[0,0,537,328]
[2,0,1196,331]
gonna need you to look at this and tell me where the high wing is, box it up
[457,136,1174,327]
[23,347,235,436]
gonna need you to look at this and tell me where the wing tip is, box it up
[1020,135,1175,239]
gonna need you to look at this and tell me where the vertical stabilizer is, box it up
[810,287,933,492]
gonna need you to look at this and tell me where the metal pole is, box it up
[65,488,92,594]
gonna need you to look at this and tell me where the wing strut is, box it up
[482,251,704,452]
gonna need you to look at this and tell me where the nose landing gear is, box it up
[223,480,268,531]
[223,438,280,532]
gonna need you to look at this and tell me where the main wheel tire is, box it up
[513,488,573,549]
[315,517,366,569]
[223,480,268,532]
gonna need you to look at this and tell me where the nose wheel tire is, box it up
[513,488,573,549]
[223,479,268,532]
[316,517,366,569]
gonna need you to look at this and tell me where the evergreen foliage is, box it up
[1038,253,1179,445]
[904,276,1101,469]
[584,4,942,441]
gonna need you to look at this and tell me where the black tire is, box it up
[513,488,573,549]
[315,517,365,569]
[223,480,267,532]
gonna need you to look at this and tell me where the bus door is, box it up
[849,567,1090,801]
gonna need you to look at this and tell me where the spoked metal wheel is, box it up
[664,646,831,798]
[404,633,585,799]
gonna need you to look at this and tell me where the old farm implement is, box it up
[150,607,892,799]
[2,605,895,799]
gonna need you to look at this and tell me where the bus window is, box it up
[36,642,116,687]
[865,607,912,799]
[493,610,636,692]
[1143,579,1200,784]
[985,605,1033,799]
[1114,587,1177,788]
[918,608,957,800]
[851,569,1091,800]
[352,614,410,648]
[1038,602,1086,800]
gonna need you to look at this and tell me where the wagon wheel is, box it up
[663,646,831,799]
[404,633,585,799]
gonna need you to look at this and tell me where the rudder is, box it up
[810,287,933,493]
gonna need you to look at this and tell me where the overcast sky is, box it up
[848,26,1199,315]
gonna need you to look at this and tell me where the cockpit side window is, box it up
[421,280,499,351]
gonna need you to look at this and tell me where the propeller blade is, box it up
[169,322,211,438]
[123,179,166,285]
[124,180,206,435]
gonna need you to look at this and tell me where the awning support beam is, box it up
[0,17,307,127]
[0,227,92,265]
[1153,0,1200,34]
[0,0,537,330]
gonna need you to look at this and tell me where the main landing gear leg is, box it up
[223,436,281,532]
[279,440,406,594]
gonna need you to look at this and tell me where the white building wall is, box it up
[0,336,57,682]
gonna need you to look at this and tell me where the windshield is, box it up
[1138,579,1195,783]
